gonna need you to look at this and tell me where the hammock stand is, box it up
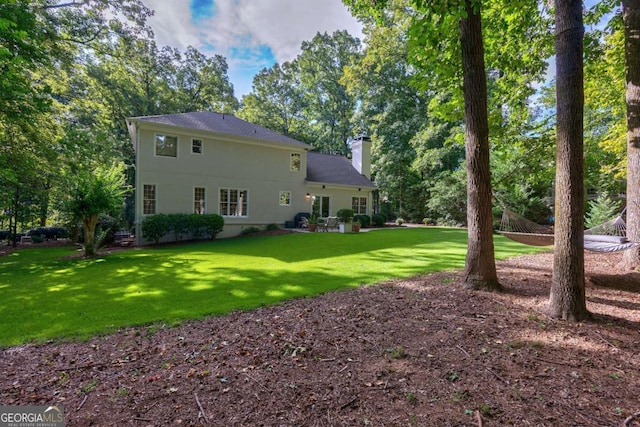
[498,209,640,253]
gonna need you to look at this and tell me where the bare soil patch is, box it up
[1,249,639,426]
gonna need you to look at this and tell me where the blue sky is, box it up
[144,0,363,98]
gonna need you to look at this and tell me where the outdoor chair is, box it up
[321,217,339,232]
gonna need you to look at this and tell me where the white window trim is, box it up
[290,152,301,172]
[191,138,203,155]
[279,191,292,206]
[194,186,206,214]
[352,195,368,215]
[154,133,179,158]
[142,183,157,216]
[219,187,249,217]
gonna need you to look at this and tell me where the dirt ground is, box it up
[1,237,639,426]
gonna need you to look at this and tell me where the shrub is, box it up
[26,227,69,240]
[31,235,45,244]
[266,223,279,231]
[242,226,261,235]
[169,213,189,241]
[185,214,206,240]
[141,214,171,244]
[202,214,224,239]
[586,193,621,229]
[353,214,371,228]
[0,230,9,240]
[396,218,405,225]
[371,213,386,227]
[336,208,355,223]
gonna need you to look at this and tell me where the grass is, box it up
[0,227,545,347]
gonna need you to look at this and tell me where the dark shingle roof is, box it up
[307,152,375,188]
[129,111,310,149]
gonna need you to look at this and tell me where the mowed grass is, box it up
[0,228,545,347]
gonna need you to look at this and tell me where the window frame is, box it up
[155,134,178,158]
[290,152,301,171]
[279,191,292,206]
[219,188,249,217]
[192,138,203,155]
[352,196,368,215]
[194,187,206,214]
[143,184,156,215]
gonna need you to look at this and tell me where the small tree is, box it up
[66,164,128,256]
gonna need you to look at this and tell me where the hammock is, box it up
[498,209,640,253]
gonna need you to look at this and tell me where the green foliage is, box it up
[336,208,355,223]
[141,213,224,243]
[241,226,261,235]
[266,223,279,231]
[353,215,371,227]
[586,193,621,229]
[371,214,387,227]
[141,213,171,244]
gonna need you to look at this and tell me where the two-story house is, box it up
[126,111,376,243]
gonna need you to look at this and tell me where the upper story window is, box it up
[192,139,203,154]
[290,153,301,171]
[352,196,367,215]
[155,134,177,157]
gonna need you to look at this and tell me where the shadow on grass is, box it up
[0,229,545,346]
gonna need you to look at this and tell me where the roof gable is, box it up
[129,111,310,149]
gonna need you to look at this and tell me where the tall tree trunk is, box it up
[549,0,589,321]
[619,0,640,270]
[459,0,501,291]
[83,215,99,256]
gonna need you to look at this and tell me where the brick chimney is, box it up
[351,135,371,179]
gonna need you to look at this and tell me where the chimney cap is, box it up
[354,134,371,142]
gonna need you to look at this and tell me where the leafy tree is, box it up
[65,163,128,256]
[585,193,621,229]
[297,30,362,155]
[238,61,310,142]
[619,0,640,269]
[549,0,590,321]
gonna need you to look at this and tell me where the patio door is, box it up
[313,195,331,217]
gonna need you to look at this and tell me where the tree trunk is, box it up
[619,0,640,270]
[459,0,501,291]
[548,0,590,321]
[83,215,99,256]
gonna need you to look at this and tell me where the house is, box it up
[126,111,376,243]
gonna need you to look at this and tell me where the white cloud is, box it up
[143,0,363,97]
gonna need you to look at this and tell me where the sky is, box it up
[144,0,364,99]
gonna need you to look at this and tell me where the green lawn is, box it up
[0,228,545,347]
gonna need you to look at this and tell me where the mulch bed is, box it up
[1,242,639,426]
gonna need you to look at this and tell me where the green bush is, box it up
[353,214,371,228]
[242,226,261,235]
[202,214,224,239]
[141,214,171,244]
[371,213,387,227]
[266,223,279,231]
[169,213,190,241]
[31,235,45,244]
[336,208,355,223]
[142,213,225,244]
[586,193,621,229]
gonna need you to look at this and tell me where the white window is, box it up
[220,189,248,217]
[352,196,367,215]
[155,134,177,157]
[192,139,203,154]
[194,187,205,214]
[290,153,301,171]
[279,191,291,206]
[143,184,156,215]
